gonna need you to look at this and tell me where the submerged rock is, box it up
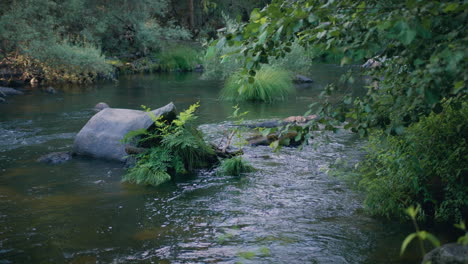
[45,86,57,94]
[0,86,24,96]
[37,151,73,164]
[94,102,110,112]
[422,243,468,264]
[293,74,313,83]
[73,102,177,162]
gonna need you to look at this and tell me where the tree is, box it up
[216,0,467,135]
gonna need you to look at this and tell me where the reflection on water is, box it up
[0,69,418,263]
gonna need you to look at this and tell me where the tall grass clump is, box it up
[221,67,293,102]
[217,156,255,176]
[123,103,215,186]
[156,45,201,72]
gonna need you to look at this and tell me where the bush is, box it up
[354,100,467,222]
[123,103,215,186]
[201,44,243,80]
[201,14,244,80]
[221,66,293,102]
[217,156,255,176]
[270,41,314,75]
[25,41,114,83]
[156,45,201,72]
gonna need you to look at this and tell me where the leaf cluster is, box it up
[123,102,215,186]
[353,100,467,222]
[214,0,468,134]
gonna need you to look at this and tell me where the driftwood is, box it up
[247,131,303,147]
[210,143,244,159]
[247,115,317,128]
[125,145,147,155]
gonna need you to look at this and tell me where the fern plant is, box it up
[123,102,215,186]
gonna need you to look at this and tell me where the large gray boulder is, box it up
[73,102,177,162]
[422,243,468,264]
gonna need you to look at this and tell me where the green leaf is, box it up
[401,233,418,255]
[250,8,261,21]
[340,56,352,66]
[401,28,417,45]
[406,205,419,219]
[216,37,226,50]
[269,140,279,150]
[423,232,441,248]
[258,31,268,44]
[308,13,318,23]
[452,81,464,94]
[443,3,459,12]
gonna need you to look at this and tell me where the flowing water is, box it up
[1,67,420,263]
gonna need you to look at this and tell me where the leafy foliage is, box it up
[221,66,293,102]
[354,101,467,222]
[156,45,202,72]
[122,147,178,186]
[26,41,113,83]
[217,156,255,176]
[0,0,191,83]
[123,102,215,186]
[214,0,467,134]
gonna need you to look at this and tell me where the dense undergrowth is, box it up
[337,100,467,222]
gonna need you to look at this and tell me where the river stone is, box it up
[293,74,313,83]
[73,102,176,162]
[0,86,24,96]
[422,243,468,264]
[37,151,73,164]
[94,102,110,111]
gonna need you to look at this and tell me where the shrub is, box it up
[270,41,314,75]
[123,103,215,186]
[9,40,114,83]
[201,14,244,80]
[221,67,293,102]
[201,44,243,80]
[217,156,255,176]
[156,45,201,72]
[354,100,467,222]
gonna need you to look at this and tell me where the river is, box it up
[0,67,419,263]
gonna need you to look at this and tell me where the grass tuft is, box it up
[217,156,255,176]
[221,67,293,102]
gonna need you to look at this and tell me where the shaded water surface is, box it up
[1,68,417,263]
